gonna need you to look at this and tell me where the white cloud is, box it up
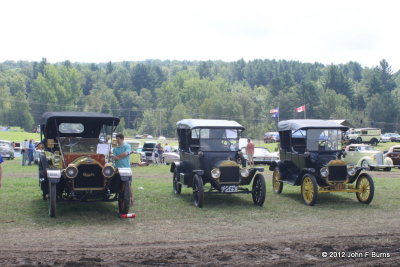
[1,0,400,70]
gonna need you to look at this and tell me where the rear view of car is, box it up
[264,132,280,143]
[0,140,15,160]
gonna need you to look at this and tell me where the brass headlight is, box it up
[53,155,61,164]
[347,166,356,176]
[320,167,329,178]
[211,168,221,179]
[65,165,78,179]
[102,165,115,178]
[240,168,250,178]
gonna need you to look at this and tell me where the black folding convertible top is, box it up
[278,119,349,132]
[176,119,244,130]
[40,112,120,139]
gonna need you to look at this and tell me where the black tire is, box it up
[272,167,283,194]
[356,137,362,143]
[370,138,378,146]
[173,169,182,194]
[252,174,266,206]
[48,182,57,217]
[384,167,391,172]
[118,181,131,215]
[301,174,318,206]
[356,173,374,204]
[192,174,204,208]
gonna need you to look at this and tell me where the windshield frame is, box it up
[193,128,241,152]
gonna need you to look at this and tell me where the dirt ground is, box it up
[0,231,399,266]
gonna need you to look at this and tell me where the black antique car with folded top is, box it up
[269,119,374,206]
[38,112,132,217]
[170,119,266,208]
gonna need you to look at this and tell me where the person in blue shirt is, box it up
[0,155,3,188]
[112,133,133,205]
[28,139,35,165]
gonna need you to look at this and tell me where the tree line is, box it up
[0,58,399,138]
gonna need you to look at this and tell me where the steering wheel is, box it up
[64,138,79,152]
[320,140,334,150]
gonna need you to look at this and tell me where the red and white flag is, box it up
[296,105,305,112]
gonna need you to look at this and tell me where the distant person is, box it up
[156,143,163,164]
[112,133,133,206]
[246,138,255,166]
[28,139,35,165]
[164,143,171,153]
[0,154,3,188]
[21,139,29,166]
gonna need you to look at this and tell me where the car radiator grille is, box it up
[219,166,240,184]
[74,164,104,188]
[376,153,384,165]
[328,165,347,182]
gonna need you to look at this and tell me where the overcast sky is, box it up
[1,0,399,70]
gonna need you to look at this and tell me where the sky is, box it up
[1,0,400,70]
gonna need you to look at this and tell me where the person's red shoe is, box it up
[119,213,136,218]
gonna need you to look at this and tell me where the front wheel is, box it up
[272,167,283,194]
[361,160,372,171]
[118,181,131,215]
[356,173,374,204]
[252,174,266,206]
[384,167,391,172]
[48,182,57,217]
[173,169,182,194]
[192,175,204,208]
[301,174,318,206]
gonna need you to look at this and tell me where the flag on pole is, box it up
[269,108,279,113]
[296,105,305,112]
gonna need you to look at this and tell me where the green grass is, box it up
[1,159,400,235]
[0,131,40,143]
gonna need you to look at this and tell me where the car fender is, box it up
[384,157,393,166]
[269,160,279,171]
[356,156,373,167]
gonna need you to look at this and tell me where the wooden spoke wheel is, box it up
[272,167,283,194]
[192,174,204,208]
[356,173,374,204]
[173,169,182,194]
[301,174,318,206]
[252,174,266,206]
[118,181,131,215]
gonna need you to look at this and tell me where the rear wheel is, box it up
[48,182,56,217]
[357,137,362,143]
[301,174,318,206]
[384,167,391,172]
[118,181,131,215]
[252,174,266,206]
[173,169,182,194]
[370,138,378,146]
[192,174,204,208]
[356,173,374,204]
[272,167,283,194]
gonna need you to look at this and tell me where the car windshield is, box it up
[306,129,342,151]
[194,128,239,152]
[356,146,378,152]
[59,137,105,154]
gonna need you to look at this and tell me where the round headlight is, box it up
[211,168,221,179]
[347,167,356,176]
[240,168,250,178]
[102,165,115,178]
[54,156,61,164]
[65,165,78,179]
[320,167,329,178]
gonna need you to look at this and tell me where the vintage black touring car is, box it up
[269,119,374,206]
[170,119,266,208]
[38,112,132,217]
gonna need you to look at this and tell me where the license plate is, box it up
[221,185,238,193]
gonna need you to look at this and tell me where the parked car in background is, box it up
[158,136,166,140]
[384,145,400,168]
[343,144,393,171]
[381,133,400,142]
[347,128,381,146]
[0,140,15,160]
[162,148,180,164]
[142,141,157,162]
[241,146,279,165]
[126,140,146,165]
[264,132,280,143]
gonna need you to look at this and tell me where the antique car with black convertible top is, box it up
[170,119,266,208]
[270,119,374,206]
[38,112,132,217]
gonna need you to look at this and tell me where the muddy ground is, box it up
[1,232,399,266]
